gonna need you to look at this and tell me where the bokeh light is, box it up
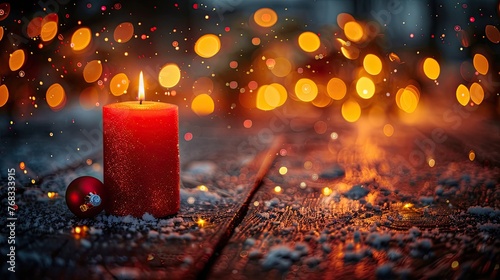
[298,31,320,52]
[456,84,470,106]
[383,124,394,137]
[469,82,484,105]
[363,54,382,75]
[113,22,134,43]
[40,14,58,42]
[340,45,360,60]
[71,27,92,51]
[356,77,375,99]
[27,17,42,38]
[344,21,363,42]
[158,64,181,88]
[110,73,130,96]
[46,83,66,110]
[253,8,278,27]
[295,78,318,102]
[399,88,419,113]
[270,83,287,107]
[0,85,8,107]
[0,3,10,21]
[337,13,355,29]
[327,78,347,100]
[341,99,361,122]
[473,54,488,75]
[270,57,292,77]
[423,57,440,80]
[485,25,500,43]
[9,49,25,71]
[0,26,3,41]
[83,60,103,83]
[191,93,215,116]
[194,34,221,58]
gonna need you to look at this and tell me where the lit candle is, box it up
[103,71,179,217]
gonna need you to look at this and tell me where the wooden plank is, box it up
[207,123,499,279]
[0,124,281,279]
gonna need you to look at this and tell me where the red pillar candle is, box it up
[103,72,179,217]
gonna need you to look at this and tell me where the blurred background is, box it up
[0,0,499,135]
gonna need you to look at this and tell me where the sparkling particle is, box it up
[274,186,282,193]
[184,132,193,141]
[279,166,288,175]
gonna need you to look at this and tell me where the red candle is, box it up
[103,72,179,217]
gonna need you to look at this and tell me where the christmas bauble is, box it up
[65,176,105,218]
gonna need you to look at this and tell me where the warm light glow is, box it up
[191,93,215,116]
[274,186,282,193]
[469,150,475,161]
[74,226,82,234]
[83,60,102,83]
[344,21,363,42]
[158,64,181,88]
[363,54,382,75]
[19,162,26,170]
[197,185,208,192]
[47,192,57,199]
[279,166,288,175]
[197,218,206,227]
[110,73,130,96]
[341,99,361,122]
[383,124,394,137]
[322,187,333,196]
[423,57,440,80]
[456,84,470,106]
[473,54,488,75]
[298,31,320,52]
[469,82,484,105]
[270,83,287,107]
[256,85,278,111]
[340,45,360,60]
[41,14,58,42]
[138,71,145,102]
[451,261,459,269]
[327,78,347,100]
[71,27,92,51]
[428,158,435,167]
[253,8,278,27]
[337,13,355,29]
[0,85,8,107]
[114,22,134,43]
[356,77,375,99]
[295,78,318,102]
[9,49,25,71]
[0,26,4,41]
[271,57,292,77]
[194,34,221,58]
[403,203,413,209]
[400,88,419,113]
[46,83,66,110]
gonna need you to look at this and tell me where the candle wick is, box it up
[140,99,143,105]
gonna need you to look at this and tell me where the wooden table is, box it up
[0,114,499,280]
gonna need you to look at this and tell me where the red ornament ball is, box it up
[65,176,105,218]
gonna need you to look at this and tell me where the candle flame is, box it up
[138,71,145,103]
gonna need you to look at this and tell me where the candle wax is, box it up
[103,101,179,217]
